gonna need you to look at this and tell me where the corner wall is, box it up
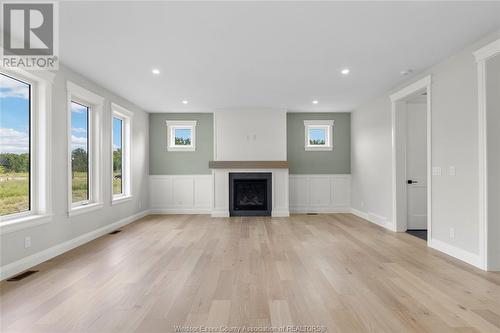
[0,64,149,277]
[149,113,213,175]
[351,31,500,267]
[287,112,351,174]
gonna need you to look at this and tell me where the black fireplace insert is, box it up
[229,173,272,216]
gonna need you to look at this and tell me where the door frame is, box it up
[474,38,500,271]
[390,75,432,244]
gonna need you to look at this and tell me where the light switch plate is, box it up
[24,236,31,249]
[449,166,456,176]
[432,167,442,176]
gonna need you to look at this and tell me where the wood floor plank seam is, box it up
[1,213,499,333]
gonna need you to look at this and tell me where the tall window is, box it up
[0,74,31,216]
[111,103,132,202]
[112,116,123,195]
[67,81,103,215]
[70,101,89,203]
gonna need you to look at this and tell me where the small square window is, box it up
[166,120,197,151]
[304,120,334,151]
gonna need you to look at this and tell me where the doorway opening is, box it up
[390,76,432,243]
[475,38,500,271]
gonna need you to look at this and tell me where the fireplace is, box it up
[229,173,272,216]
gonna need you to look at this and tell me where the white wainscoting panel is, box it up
[289,174,351,213]
[150,175,212,214]
[212,170,230,217]
[271,169,290,217]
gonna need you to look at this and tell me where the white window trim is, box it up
[304,120,334,151]
[0,68,54,234]
[166,120,197,152]
[111,103,133,203]
[66,81,104,217]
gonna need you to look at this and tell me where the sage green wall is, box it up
[149,113,213,174]
[287,112,351,174]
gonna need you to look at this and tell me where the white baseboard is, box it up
[272,209,290,217]
[428,238,483,269]
[209,210,290,218]
[149,208,211,215]
[211,210,230,218]
[291,206,351,214]
[350,208,369,220]
[351,208,395,231]
[0,210,149,281]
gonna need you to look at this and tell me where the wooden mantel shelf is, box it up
[209,161,289,169]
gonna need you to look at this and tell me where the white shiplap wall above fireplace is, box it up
[211,109,290,217]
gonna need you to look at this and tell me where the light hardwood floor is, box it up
[1,214,500,333]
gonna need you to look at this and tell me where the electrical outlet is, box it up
[138,201,142,209]
[449,228,455,239]
[361,201,365,208]
[24,236,31,249]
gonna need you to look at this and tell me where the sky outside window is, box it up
[174,128,192,145]
[0,74,31,216]
[309,128,326,145]
[71,101,89,203]
[113,117,123,195]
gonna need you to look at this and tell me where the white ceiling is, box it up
[59,1,500,113]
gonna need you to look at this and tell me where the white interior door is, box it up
[406,102,427,230]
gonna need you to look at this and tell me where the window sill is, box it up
[167,146,196,152]
[305,146,333,151]
[68,203,103,217]
[112,195,134,205]
[0,214,53,235]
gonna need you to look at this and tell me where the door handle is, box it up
[407,180,418,184]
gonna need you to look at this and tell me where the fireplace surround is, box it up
[229,172,272,216]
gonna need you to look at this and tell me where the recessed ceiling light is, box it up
[182,100,189,104]
[341,68,350,75]
[312,100,319,104]
[152,68,160,75]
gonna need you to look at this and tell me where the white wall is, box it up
[351,95,393,224]
[351,31,500,267]
[214,109,287,161]
[0,64,149,276]
[486,54,500,270]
